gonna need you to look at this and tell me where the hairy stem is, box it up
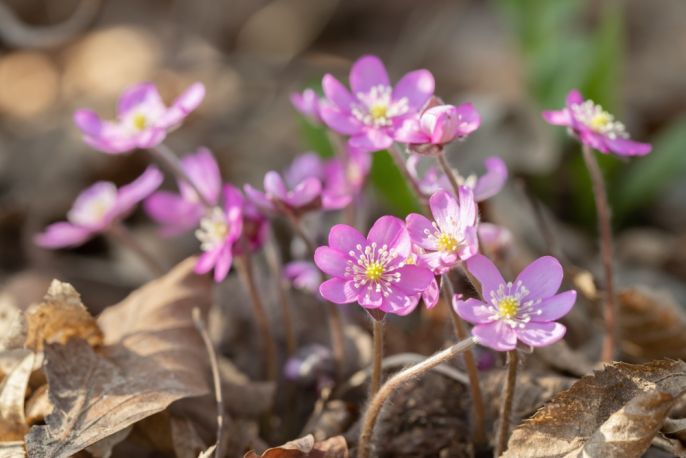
[388,144,430,213]
[106,222,165,276]
[581,145,616,362]
[357,337,478,458]
[280,206,317,255]
[370,318,385,398]
[442,276,486,445]
[235,252,278,382]
[264,237,297,357]
[436,151,462,197]
[327,304,346,379]
[151,143,213,209]
[495,350,519,457]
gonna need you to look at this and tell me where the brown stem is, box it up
[370,318,384,398]
[357,337,478,458]
[495,350,519,457]
[192,308,225,458]
[327,304,346,379]
[442,276,486,445]
[151,143,214,209]
[281,207,317,255]
[581,145,616,362]
[436,151,462,198]
[106,223,165,276]
[388,144,430,214]
[235,252,278,382]
[264,237,297,357]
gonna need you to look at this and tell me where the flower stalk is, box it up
[495,350,519,457]
[264,237,297,357]
[106,222,165,276]
[370,316,385,398]
[357,336,478,458]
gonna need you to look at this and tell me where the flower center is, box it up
[345,242,404,297]
[67,183,118,227]
[365,261,384,281]
[351,85,409,128]
[571,100,628,140]
[369,103,388,121]
[195,207,229,251]
[132,113,148,131]
[437,233,459,253]
[497,297,519,319]
[487,281,543,328]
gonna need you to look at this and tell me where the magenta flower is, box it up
[454,254,576,351]
[407,244,439,309]
[314,216,434,316]
[320,55,435,153]
[406,188,479,274]
[145,147,221,236]
[407,154,507,202]
[35,166,163,248]
[74,82,205,154]
[478,223,512,256]
[291,88,323,124]
[238,200,268,254]
[284,261,322,294]
[193,185,244,282]
[543,89,651,156]
[396,103,481,150]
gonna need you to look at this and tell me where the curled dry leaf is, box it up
[25,257,212,458]
[618,287,686,361]
[24,280,102,352]
[503,360,686,458]
[0,293,26,352]
[0,442,25,458]
[0,351,34,441]
[243,434,348,458]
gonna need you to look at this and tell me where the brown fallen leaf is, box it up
[618,287,686,361]
[0,293,26,352]
[503,360,686,458]
[243,434,348,458]
[0,442,25,458]
[24,385,51,426]
[24,257,212,458]
[0,351,34,441]
[24,280,102,352]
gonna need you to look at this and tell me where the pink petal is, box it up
[565,89,584,106]
[542,109,571,126]
[515,256,563,301]
[134,127,167,149]
[322,74,355,110]
[117,82,162,118]
[405,213,439,250]
[472,321,517,351]
[380,289,420,316]
[465,254,505,299]
[429,190,460,233]
[195,247,222,274]
[348,130,394,153]
[392,69,435,111]
[244,184,274,212]
[223,184,244,214]
[328,224,367,253]
[516,322,566,347]
[349,55,390,95]
[144,192,203,236]
[34,223,94,249]
[473,156,507,202]
[284,153,323,187]
[213,244,233,282]
[457,185,478,228]
[422,278,440,309]
[533,290,576,322]
[367,215,410,257]
[452,103,481,137]
[358,285,383,308]
[457,225,479,261]
[319,278,358,304]
[319,105,362,135]
[111,166,163,220]
[604,138,652,157]
[314,246,349,277]
[73,109,102,136]
[393,117,430,144]
[263,171,288,201]
[159,82,205,128]
[178,147,221,204]
[453,296,493,324]
[287,177,322,208]
[393,265,434,294]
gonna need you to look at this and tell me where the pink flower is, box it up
[74,82,205,154]
[396,103,481,149]
[543,89,651,156]
[291,88,323,123]
[406,188,479,274]
[407,154,507,202]
[35,166,163,248]
[145,147,221,236]
[454,254,576,351]
[193,185,244,282]
[477,223,512,256]
[284,261,322,294]
[320,55,434,153]
[314,216,434,316]
[406,244,439,308]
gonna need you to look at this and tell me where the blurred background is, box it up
[1,0,685,307]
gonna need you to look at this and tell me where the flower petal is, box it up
[604,137,652,157]
[111,166,164,220]
[34,223,94,249]
[212,243,233,282]
[422,278,440,309]
[284,153,323,187]
[263,171,288,201]
[516,322,566,347]
[429,190,460,234]
[452,103,481,137]
[287,177,322,208]
[515,256,563,301]
[348,130,393,153]
[453,296,493,324]
[380,289,420,316]
[322,74,355,110]
[367,215,410,256]
[328,224,367,254]
[393,265,434,294]
[244,184,274,212]
[457,185,478,229]
[349,55,390,95]
[473,156,508,202]
[533,290,576,322]
[144,191,202,236]
[406,213,439,250]
[159,82,205,128]
[73,109,103,136]
[465,254,505,299]
[117,82,162,118]
[320,105,362,135]
[565,89,584,106]
[314,246,349,278]
[195,247,221,274]
[542,109,571,126]
[319,278,358,304]
[472,321,517,351]
[178,147,222,204]
[392,69,435,111]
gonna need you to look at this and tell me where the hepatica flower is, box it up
[74,81,205,154]
[284,261,322,294]
[320,55,434,153]
[543,89,651,156]
[396,103,481,152]
[454,254,576,351]
[406,188,479,274]
[145,147,221,236]
[291,88,324,124]
[35,166,163,248]
[407,155,507,202]
[314,216,434,316]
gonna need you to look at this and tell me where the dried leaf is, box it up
[24,280,102,351]
[0,351,34,441]
[218,357,275,418]
[618,287,686,361]
[170,416,207,458]
[244,434,348,458]
[0,294,26,352]
[0,442,25,458]
[84,426,132,458]
[503,360,686,458]
[25,258,212,458]
[24,385,51,426]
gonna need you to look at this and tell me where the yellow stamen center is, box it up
[132,113,147,131]
[589,112,611,132]
[437,233,459,253]
[369,103,388,121]
[498,297,519,320]
[365,261,384,281]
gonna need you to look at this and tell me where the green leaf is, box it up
[369,150,420,216]
[298,117,335,158]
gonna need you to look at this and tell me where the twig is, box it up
[370,317,384,398]
[264,236,297,357]
[357,337,478,458]
[495,350,519,457]
[151,144,214,209]
[192,308,224,458]
[106,222,165,276]
[581,144,616,362]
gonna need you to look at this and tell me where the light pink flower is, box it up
[284,261,322,294]
[396,103,480,149]
[291,88,324,123]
